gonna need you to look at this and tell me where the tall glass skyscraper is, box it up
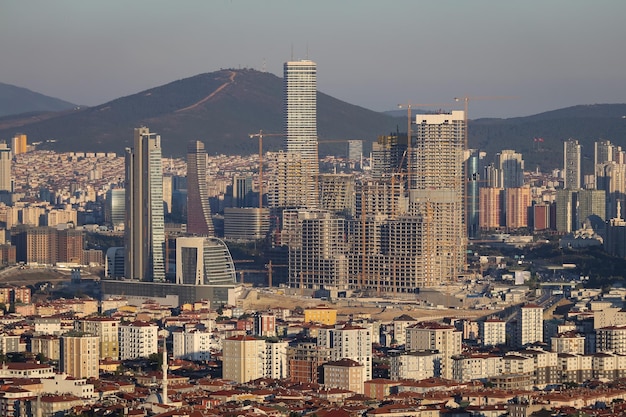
[125,127,166,282]
[564,138,582,190]
[105,188,126,229]
[186,140,214,236]
[496,149,525,189]
[284,60,319,208]
[467,149,481,239]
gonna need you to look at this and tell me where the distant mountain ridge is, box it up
[0,69,399,157]
[470,104,626,173]
[0,82,76,117]
[0,70,625,172]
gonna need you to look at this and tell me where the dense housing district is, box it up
[0,61,625,417]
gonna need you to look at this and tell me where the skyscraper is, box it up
[11,134,27,156]
[125,127,166,282]
[232,175,253,208]
[495,149,525,188]
[564,139,582,190]
[467,149,481,238]
[285,209,348,290]
[597,162,626,219]
[344,112,465,293]
[595,139,614,168]
[186,140,214,236]
[410,110,466,281]
[556,189,577,233]
[105,188,125,230]
[0,142,12,192]
[284,60,319,208]
[505,187,531,229]
[577,189,606,229]
[479,187,504,229]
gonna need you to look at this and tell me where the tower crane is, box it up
[248,130,285,209]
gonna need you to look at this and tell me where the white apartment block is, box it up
[558,353,593,383]
[480,318,506,347]
[520,348,558,369]
[592,306,626,329]
[502,354,535,375]
[452,354,503,382]
[0,363,55,378]
[390,351,441,381]
[596,325,626,354]
[318,324,372,381]
[519,348,559,388]
[41,373,95,399]
[551,332,585,354]
[119,321,158,360]
[172,328,216,362]
[518,304,543,347]
[34,317,62,336]
[405,322,462,380]
[593,352,626,380]
[265,341,288,380]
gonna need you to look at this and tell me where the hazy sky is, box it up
[2,1,625,118]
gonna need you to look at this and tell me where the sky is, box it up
[2,1,626,119]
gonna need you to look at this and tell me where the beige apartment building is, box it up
[222,335,266,383]
[60,332,99,379]
[323,358,365,394]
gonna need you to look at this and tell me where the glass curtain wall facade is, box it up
[125,127,165,282]
[186,140,214,236]
[176,236,237,285]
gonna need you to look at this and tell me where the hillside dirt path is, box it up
[175,71,237,113]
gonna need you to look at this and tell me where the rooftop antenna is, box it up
[262,58,266,72]
[290,44,293,61]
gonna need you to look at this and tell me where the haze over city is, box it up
[2,0,626,119]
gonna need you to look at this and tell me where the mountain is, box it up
[0,70,625,173]
[0,82,76,117]
[0,69,400,157]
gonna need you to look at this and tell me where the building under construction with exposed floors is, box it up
[348,111,467,293]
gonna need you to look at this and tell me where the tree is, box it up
[148,352,163,370]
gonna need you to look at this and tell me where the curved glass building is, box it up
[175,237,236,285]
[186,140,214,236]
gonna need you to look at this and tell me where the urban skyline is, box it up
[1,6,626,409]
